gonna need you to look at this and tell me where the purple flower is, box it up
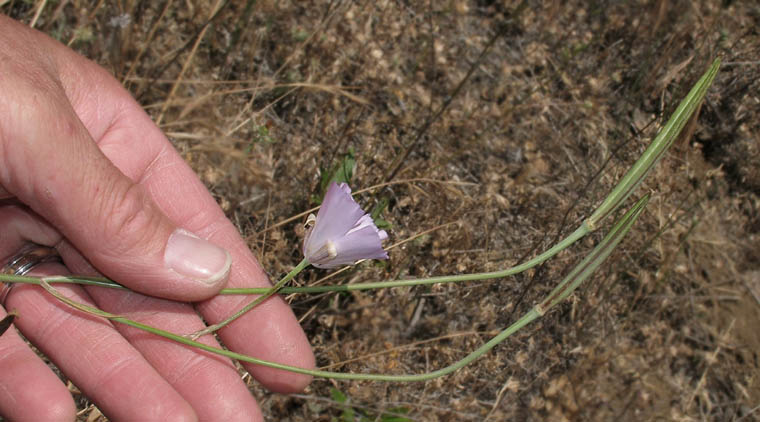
[303,182,389,268]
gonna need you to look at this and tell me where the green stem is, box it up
[0,55,720,300]
[44,272,541,381]
[187,258,310,339]
[3,57,717,382]
[35,195,646,381]
[537,194,649,315]
[585,58,720,229]
[0,224,589,295]
[230,223,588,294]
[0,62,718,298]
[121,308,541,381]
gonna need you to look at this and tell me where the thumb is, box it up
[0,64,231,302]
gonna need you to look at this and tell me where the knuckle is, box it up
[97,180,165,255]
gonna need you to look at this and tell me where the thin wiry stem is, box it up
[585,58,720,229]
[0,59,719,297]
[536,195,649,315]
[0,224,587,295]
[0,58,720,381]
[36,196,646,381]
[187,258,310,339]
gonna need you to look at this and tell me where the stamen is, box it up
[326,241,338,259]
[304,213,317,230]
[307,240,339,264]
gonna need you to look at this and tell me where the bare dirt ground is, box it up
[4,1,760,420]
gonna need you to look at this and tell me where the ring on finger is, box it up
[0,245,63,306]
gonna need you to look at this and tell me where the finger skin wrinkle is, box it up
[86,293,261,420]
[36,310,120,368]
[29,293,101,342]
[94,179,169,259]
[98,115,166,183]
[152,346,263,421]
[88,86,170,184]
[86,292,262,420]
[0,382,17,410]
[0,329,77,421]
[163,352,219,386]
[0,70,63,201]
[137,142,174,186]
[11,289,122,367]
[56,55,118,141]
[0,204,62,247]
[88,352,142,393]
[103,289,164,318]
[15,294,196,421]
[0,341,32,372]
[141,153,226,230]
[92,352,196,421]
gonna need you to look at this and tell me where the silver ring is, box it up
[0,245,62,306]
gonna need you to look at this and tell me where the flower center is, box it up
[307,240,339,264]
[325,240,338,259]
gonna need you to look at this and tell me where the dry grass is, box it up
[4,0,760,420]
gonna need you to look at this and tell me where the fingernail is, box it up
[165,229,231,285]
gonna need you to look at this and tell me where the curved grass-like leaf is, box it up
[585,58,720,229]
[34,196,648,381]
[0,58,721,381]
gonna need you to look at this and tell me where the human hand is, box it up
[0,15,314,421]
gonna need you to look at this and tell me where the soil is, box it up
[4,1,760,420]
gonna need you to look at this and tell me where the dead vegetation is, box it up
[3,0,759,420]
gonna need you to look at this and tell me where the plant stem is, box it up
[186,258,310,339]
[42,272,542,381]
[585,58,720,229]
[36,194,647,381]
[10,57,718,382]
[0,224,588,294]
[0,55,720,299]
[126,307,541,381]
[537,194,649,315]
